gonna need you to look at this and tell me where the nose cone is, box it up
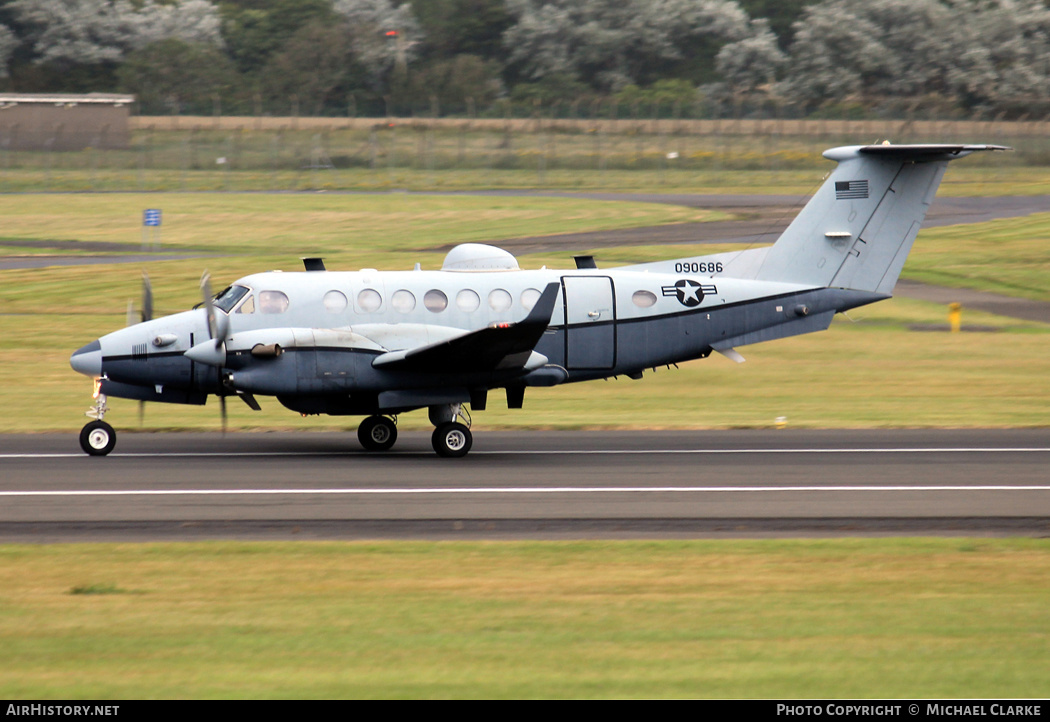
[70,340,102,378]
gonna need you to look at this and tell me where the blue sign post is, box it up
[142,209,161,250]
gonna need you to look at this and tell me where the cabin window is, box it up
[424,289,448,312]
[632,290,657,308]
[391,289,416,313]
[520,288,541,310]
[235,294,255,314]
[258,290,289,314]
[488,289,512,312]
[456,289,480,313]
[214,284,249,313]
[357,288,382,313]
[323,290,347,313]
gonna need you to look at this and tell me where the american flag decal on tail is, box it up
[835,180,869,200]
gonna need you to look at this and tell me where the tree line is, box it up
[0,0,1047,118]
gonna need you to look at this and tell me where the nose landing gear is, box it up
[80,420,116,456]
[79,387,116,456]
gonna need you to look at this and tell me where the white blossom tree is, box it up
[715,18,786,95]
[0,25,16,78]
[779,0,1050,109]
[946,0,1050,103]
[134,0,225,50]
[9,0,142,65]
[502,0,751,91]
[9,0,222,67]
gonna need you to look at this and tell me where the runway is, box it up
[1,429,1047,541]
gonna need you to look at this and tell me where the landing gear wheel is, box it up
[432,422,472,458]
[79,420,116,456]
[358,415,397,452]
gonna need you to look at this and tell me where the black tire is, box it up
[432,422,472,458]
[79,420,116,456]
[358,415,397,452]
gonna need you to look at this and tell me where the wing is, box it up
[371,282,560,373]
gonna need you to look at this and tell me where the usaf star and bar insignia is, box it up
[661,279,718,307]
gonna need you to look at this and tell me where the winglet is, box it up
[521,282,560,329]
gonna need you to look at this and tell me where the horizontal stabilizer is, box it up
[372,282,560,374]
[853,144,1011,160]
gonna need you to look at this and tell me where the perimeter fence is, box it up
[0,114,1042,193]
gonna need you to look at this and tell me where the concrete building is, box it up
[0,93,134,151]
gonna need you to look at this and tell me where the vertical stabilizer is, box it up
[754,144,1008,293]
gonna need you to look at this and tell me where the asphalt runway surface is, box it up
[1,429,1047,541]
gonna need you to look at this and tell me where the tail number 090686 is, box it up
[674,262,722,274]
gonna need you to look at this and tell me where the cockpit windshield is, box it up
[213,284,250,313]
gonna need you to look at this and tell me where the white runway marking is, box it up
[2,485,1049,497]
[2,447,1049,459]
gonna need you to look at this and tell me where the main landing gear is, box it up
[357,415,398,452]
[356,405,473,457]
[432,422,472,458]
[79,388,116,456]
[429,403,472,458]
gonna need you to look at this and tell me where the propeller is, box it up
[141,271,153,324]
[200,272,229,347]
[125,272,154,326]
[126,271,154,425]
[199,272,230,434]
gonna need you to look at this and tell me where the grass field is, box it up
[1,539,1047,699]
[1,164,1042,196]
[0,191,1047,432]
[7,118,1045,194]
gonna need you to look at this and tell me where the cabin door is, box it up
[562,276,616,370]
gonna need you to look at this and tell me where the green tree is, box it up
[260,19,353,115]
[117,37,237,114]
[413,0,511,61]
[220,0,336,75]
[407,54,503,115]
